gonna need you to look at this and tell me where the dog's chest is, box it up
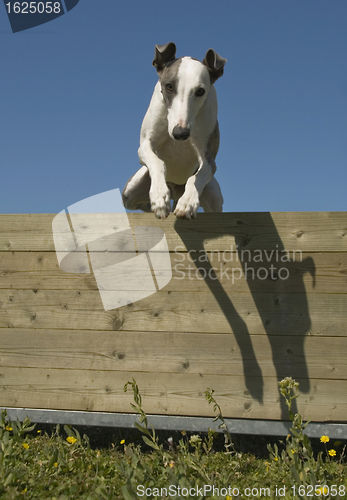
[157,136,199,185]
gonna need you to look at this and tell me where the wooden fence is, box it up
[0,212,346,424]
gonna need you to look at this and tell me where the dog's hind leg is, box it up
[199,177,224,213]
[122,166,152,211]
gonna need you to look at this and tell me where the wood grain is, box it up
[0,212,346,251]
[0,251,346,293]
[0,329,345,380]
[0,212,346,423]
[0,366,345,420]
[0,289,345,335]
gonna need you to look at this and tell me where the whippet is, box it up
[122,42,226,219]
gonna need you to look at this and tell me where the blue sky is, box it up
[1,0,346,213]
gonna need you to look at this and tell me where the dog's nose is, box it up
[172,126,190,141]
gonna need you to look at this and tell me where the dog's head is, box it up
[153,42,227,141]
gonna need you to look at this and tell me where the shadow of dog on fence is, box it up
[174,213,316,419]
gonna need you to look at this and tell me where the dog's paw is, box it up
[174,191,200,219]
[150,187,171,219]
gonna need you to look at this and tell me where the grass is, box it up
[0,378,346,499]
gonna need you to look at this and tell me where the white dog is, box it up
[122,42,226,219]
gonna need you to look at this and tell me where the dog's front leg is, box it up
[138,140,171,219]
[174,152,215,219]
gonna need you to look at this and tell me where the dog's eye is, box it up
[165,83,173,92]
[195,87,205,97]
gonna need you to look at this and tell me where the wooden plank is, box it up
[0,251,346,294]
[0,213,346,252]
[0,289,345,336]
[0,213,346,424]
[0,367,345,420]
[0,329,345,381]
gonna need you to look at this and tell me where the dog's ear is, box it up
[202,49,227,84]
[152,42,177,75]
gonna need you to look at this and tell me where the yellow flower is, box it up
[54,462,58,467]
[328,449,336,457]
[169,461,175,468]
[22,443,29,449]
[5,426,12,431]
[274,457,278,461]
[316,486,329,495]
[320,435,330,443]
[66,436,77,444]
[37,430,41,433]
[21,488,27,494]
[120,439,125,445]
[226,496,233,500]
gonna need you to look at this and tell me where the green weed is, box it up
[0,378,345,499]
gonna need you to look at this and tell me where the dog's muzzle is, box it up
[172,126,190,141]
